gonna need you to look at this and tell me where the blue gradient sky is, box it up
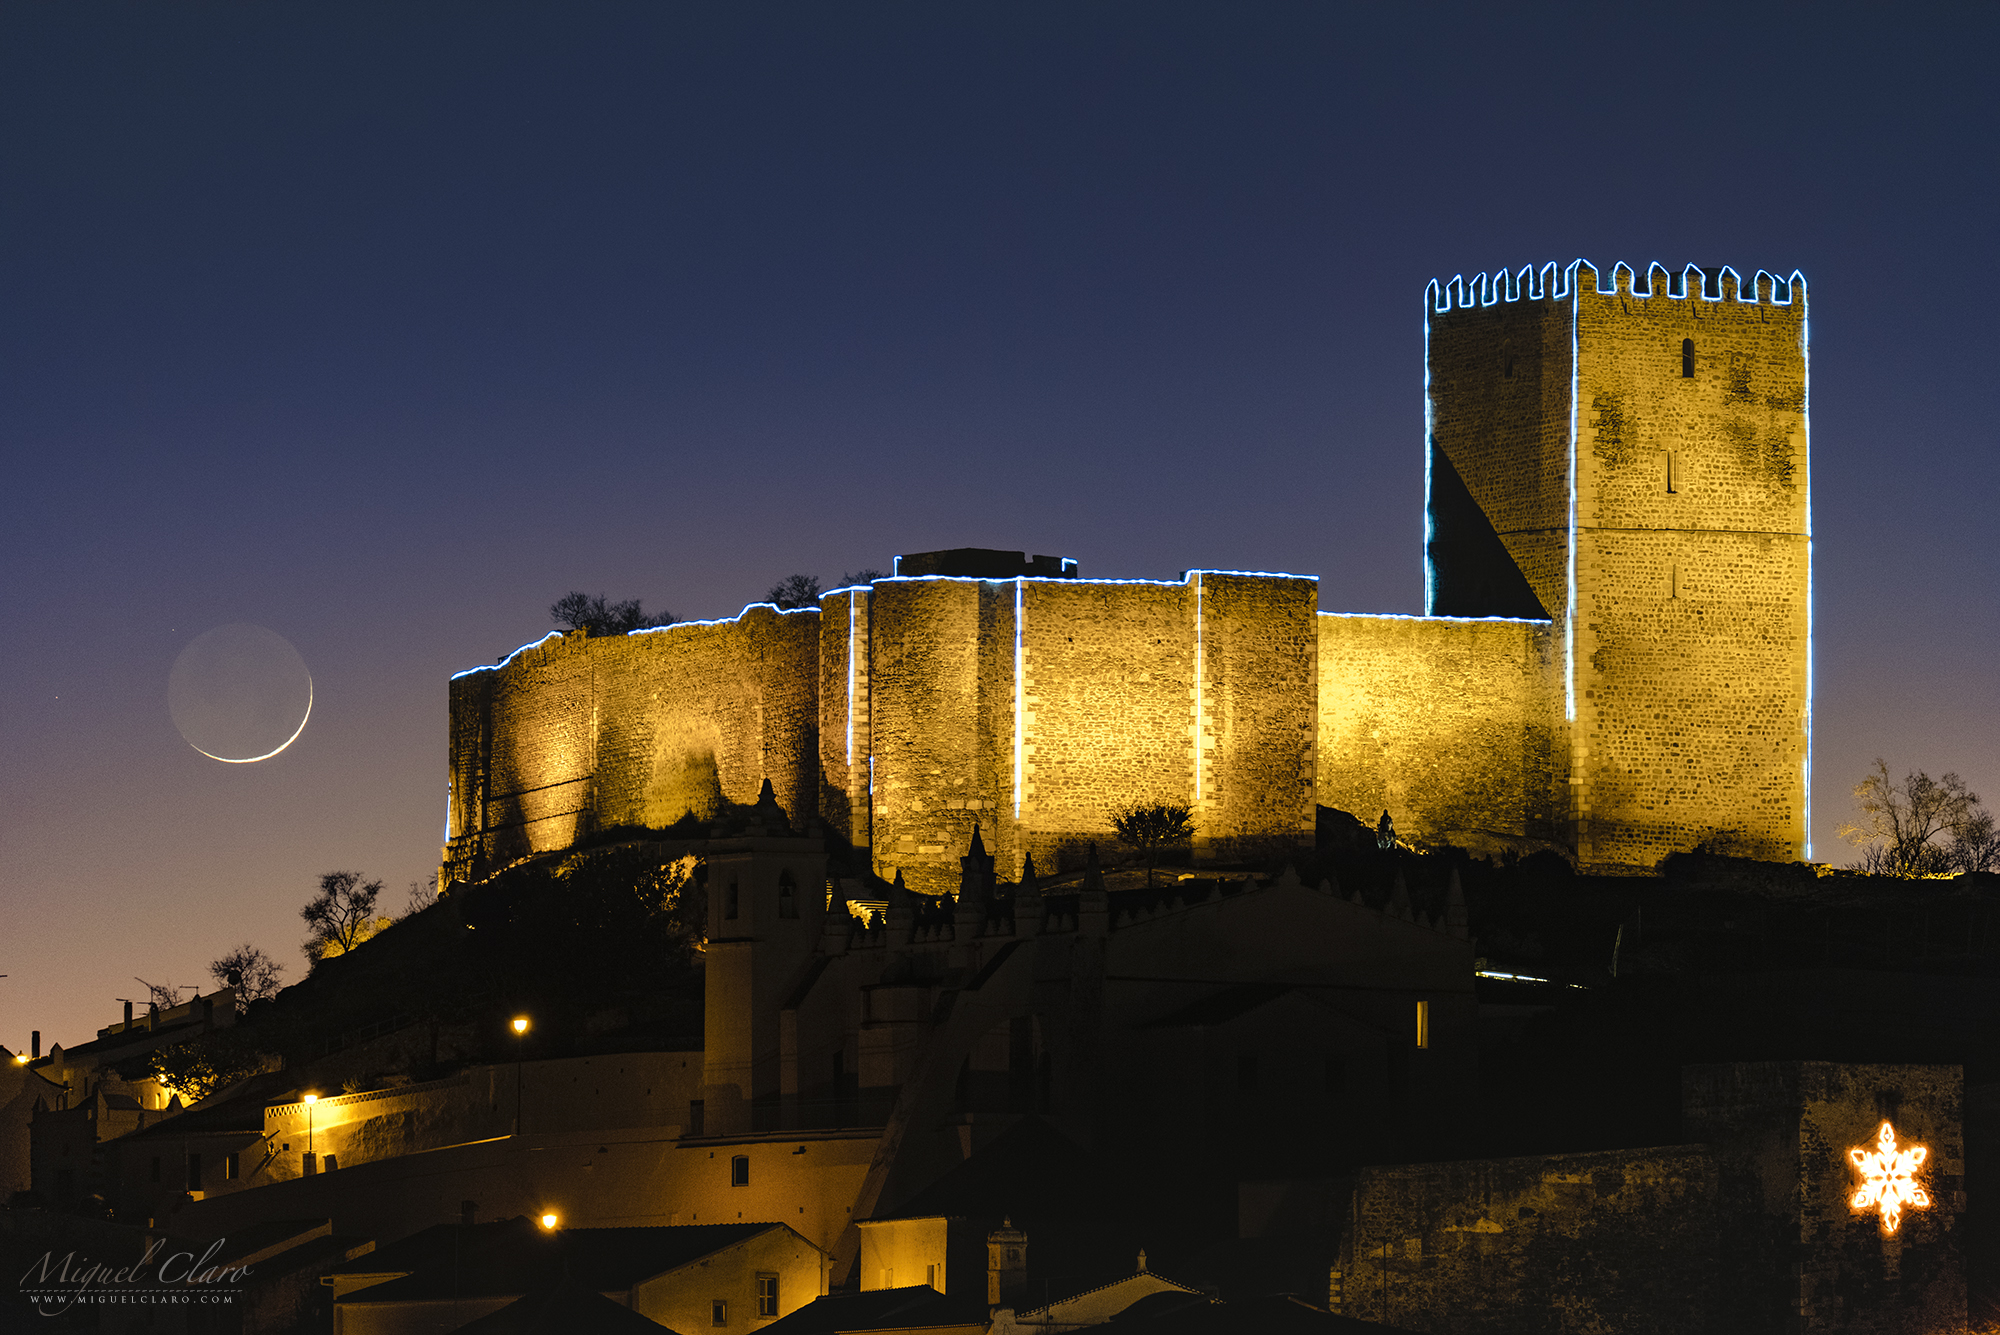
[5,3,1995,1050]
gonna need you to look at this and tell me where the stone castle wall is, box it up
[1426,261,1811,870]
[445,606,820,879]
[1316,613,1563,855]
[444,260,1812,883]
[1569,266,1809,866]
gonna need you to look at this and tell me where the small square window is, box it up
[711,1298,727,1326]
[731,1155,749,1187]
[757,1273,778,1316]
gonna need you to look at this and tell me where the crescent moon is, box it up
[186,675,314,764]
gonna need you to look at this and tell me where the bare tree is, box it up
[550,591,674,636]
[838,569,887,588]
[765,574,822,610]
[1839,760,1993,877]
[302,871,384,965]
[208,945,285,1003]
[400,873,440,919]
[1109,800,1196,886]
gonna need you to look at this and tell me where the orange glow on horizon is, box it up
[1849,1120,1929,1234]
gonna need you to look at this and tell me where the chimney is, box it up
[124,1001,134,1028]
[987,1217,1028,1307]
[30,1031,40,1059]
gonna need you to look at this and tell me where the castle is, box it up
[443,259,1811,889]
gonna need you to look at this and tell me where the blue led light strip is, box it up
[1013,580,1025,820]
[1802,285,1814,859]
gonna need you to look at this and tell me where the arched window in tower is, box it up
[777,870,798,919]
[1681,338,1695,378]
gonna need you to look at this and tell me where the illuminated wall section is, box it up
[859,570,1314,895]
[864,577,1017,897]
[817,586,874,851]
[1014,576,1197,873]
[1315,612,1562,855]
[1186,573,1319,860]
[443,604,821,881]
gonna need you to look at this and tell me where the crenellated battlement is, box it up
[1427,260,1806,313]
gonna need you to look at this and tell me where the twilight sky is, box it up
[4,3,1995,1051]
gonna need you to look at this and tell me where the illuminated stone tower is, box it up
[1424,261,1810,870]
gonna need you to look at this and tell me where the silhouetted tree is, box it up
[1109,800,1196,886]
[141,1029,271,1105]
[550,591,674,636]
[1840,760,1996,876]
[765,574,822,609]
[838,569,888,588]
[302,870,384,965]
[398,873,439,920]
[208,945,284,1003]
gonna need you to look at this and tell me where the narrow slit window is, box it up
[1415,1000,1430,1050]
[1681,338,1695,378]
[1665,450,1677,494]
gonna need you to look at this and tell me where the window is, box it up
[1681,338,1695,378]
[711,1298,727,1326]
[1415,1000,1431,1050]
[1236,1053,1259,1093]
[1324,1056,1346,1095]
[1663,450,1677,494]
[725,879,740,920]
[757,1273,779,1316]
[731,1154,749,1187]
[187,1154,202,1191]
[924,1264,938,1291]
[778,871,798,919]
[223,1152,238,1181]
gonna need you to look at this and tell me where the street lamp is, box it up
[303,1092,319,1174]
[538,1211,559,1231]
[511,1017,530,1135]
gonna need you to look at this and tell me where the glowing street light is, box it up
[511,1016,530,1136]
[539,1211,559,1231]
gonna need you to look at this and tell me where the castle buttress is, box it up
[443,259,1811,886]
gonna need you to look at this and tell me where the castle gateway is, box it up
[444,260,1810,889]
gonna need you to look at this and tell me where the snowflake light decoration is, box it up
[1848,1120,1930,1235]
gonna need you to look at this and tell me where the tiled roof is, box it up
[446,1282,685,1334]
[755,1285,984,1334]
[1138,983,1290,1029]
[337,1221,787,1304]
